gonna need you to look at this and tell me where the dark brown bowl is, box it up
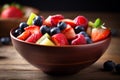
[10,27,111,76]
[0,6,40,37]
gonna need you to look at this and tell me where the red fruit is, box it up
[1,6,23,19]
[71,34,86,45]
[61,19,76,27]
[62,24,76,40]
[43,16,52,26]
[17,30,31,40]
[25,32,42,43]
[74,16,88,30]
[43,14,64,27]
[51,14,64,26]
[52,33,69,46]
[91,28,110,42]
[24,25,40,34]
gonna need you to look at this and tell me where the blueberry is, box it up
[14,28,23,37]
[33,16,43,26]
[57,22,67,31]
[85,37,92,44]
[111,28,119,37]
[115,64,120,73]
[50,27,60,35]
[0,37,11,45]
[40,25,51,34]
[74,26,85,34]
[103,60,116,71]
[19,22,28,32]
[79,31,89,37]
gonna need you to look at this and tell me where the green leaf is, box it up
[11,2,23,10]
[93,18,103,28]
[2,4,10,10]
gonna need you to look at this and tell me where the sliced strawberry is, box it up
[51,14,64,26]
[43,16,52,27]
[17,30,31,40]
[43,14,64,27]
[52,33,69,46]
[74,16,88,30]
[91,28,110,42]
[62,24,76,40]
[71,34,86,45]
[25,32,42,43]
[60,19,76,28]
[24,25,40,34]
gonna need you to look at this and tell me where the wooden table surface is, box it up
[0,11,120,80]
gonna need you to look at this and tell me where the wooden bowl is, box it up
[0,6,40,37]
[10,27,111,76]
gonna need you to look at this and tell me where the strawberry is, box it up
[60,19,76,28]
[1,6,23,18]
[24,25,40,34]
[91,27,110,42]
[43,14,64,27]
[43,16,52,27]
[17,30,31,40]
[62,24,76,40]
[25,32,42,43]
[51,14,64,26]
[71,34,86,45]
[17,25,40,41]
[52,33,69,46]
[74,16,88,30]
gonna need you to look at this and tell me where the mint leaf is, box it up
[93,18,103,28]
[88,21,94,27]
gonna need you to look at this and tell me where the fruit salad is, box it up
[13,13,111,46]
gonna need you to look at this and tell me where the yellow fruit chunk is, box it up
[36,33,50,44]
[27,12,37,25]
[39,37,55,46]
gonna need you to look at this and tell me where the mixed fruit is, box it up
[13,12,111,46]
[0,3,23,19]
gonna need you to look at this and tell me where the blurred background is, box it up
[0,0,120,37]
[0,0,120,12]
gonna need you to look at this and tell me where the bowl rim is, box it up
[10,27,111,48]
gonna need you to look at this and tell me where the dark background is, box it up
[0,0,120,12]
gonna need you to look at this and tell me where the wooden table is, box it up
[0,37,120,80]
[0,11,120,80]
